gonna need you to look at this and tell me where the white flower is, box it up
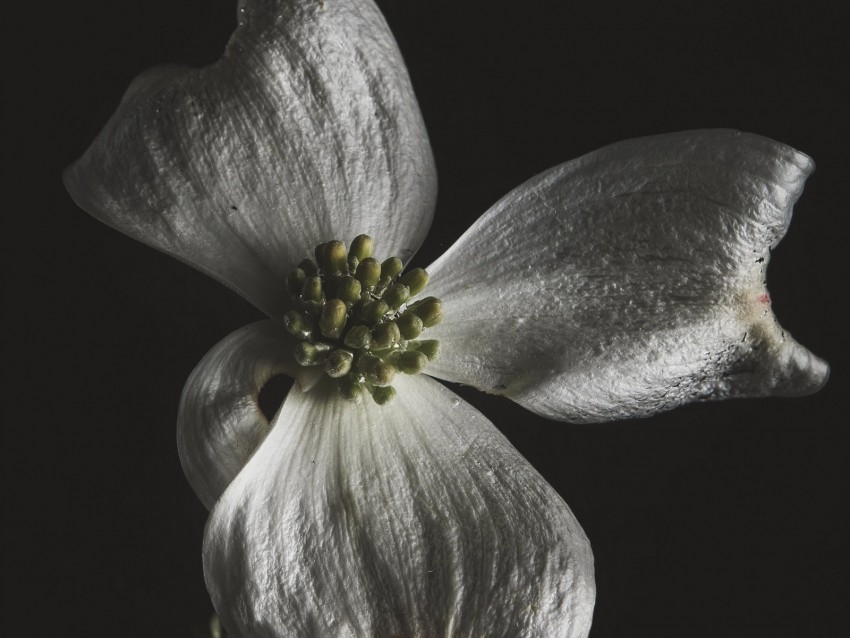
[63,1,827,636]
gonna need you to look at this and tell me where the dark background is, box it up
[8,1,848,636]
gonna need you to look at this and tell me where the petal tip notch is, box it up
[766,337,830,398]
[721,315,829,402]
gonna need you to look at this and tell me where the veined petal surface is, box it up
[203,375,595,637]
[177,320,321,509]
[64,0,436,317]
[426,130,828,422]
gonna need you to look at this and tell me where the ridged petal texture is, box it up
[64,0,436,317]
[425,130,828,422]
[203,374,595,637]
[177,320,322,510]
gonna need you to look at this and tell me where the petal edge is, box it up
[177,319,320,509]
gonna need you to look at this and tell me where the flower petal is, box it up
[203,375,595,637]
[64,0,436,317]
[177,319,321,509]
[425,130,828,422]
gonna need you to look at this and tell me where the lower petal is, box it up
[203,374,595,637]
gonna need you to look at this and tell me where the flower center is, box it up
[283,234,441,405]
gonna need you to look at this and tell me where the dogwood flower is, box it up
[64,0,828,636]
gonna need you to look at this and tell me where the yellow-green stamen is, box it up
[284,234,441,405]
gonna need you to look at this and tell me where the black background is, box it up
[8,1,848,636]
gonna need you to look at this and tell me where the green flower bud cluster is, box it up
[283,234,441,405]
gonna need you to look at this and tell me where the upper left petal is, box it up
[64,0,436,317]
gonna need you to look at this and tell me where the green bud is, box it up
[298,258,318,276]
[371,321,401,350]
[287,268,306,296]
[305,300,324,316]
[367,361,396,387]
[319,299,348,339]
[293,342,330,366]
[411,297,442,327]
[336,276,362,306]
[369,385,396,405]
[283,310,311,340]
[395,350,428,374]
[412,339,440,361]
[399,268,429,297]
[361,299,390,324]
[381,257,403,280]
[302,276,324,303]
[397,313,423,339]
[384,283,410,309]
[357,353,382,375]
[314,242,328,265]
[325,349,354,378]
[349,234,373,262]
[355,258,381,289]
[321,240,348,275]
[339,376,362,402]
[343,325,372,350]
[375,275,393,294]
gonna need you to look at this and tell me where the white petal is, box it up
[177,320,321,509]
[425,130,828,422]
[64,0,436,317]
[203,375,595,637]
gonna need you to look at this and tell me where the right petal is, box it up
[425,130,827,422]
[203,374,595,637]
[177,319,321,510]
[64,0,437,317]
